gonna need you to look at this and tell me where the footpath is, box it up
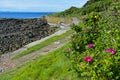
[0,24,71,72]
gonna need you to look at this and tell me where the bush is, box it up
[70,3,120,79]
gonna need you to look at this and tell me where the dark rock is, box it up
[0,18,56,54]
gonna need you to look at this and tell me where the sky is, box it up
[0,0,88,12]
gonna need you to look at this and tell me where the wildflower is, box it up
[67,48,71,53]
[94,16,98,19]
[86,56,92,62]
[84,56,92,62]
[88,43,93,48]
[111,49,116,55]
[105,48,116,55]
[84,56,87,61]
[105,48,112,53]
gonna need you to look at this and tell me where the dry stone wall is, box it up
[0,18,56,54]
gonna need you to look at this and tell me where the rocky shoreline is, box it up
[0,17,57,54]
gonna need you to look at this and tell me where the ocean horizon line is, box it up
[0,11,57,13]
[0,12,55,19]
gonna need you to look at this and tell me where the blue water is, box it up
[0,12,54,19]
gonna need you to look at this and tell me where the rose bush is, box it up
[69,2,120,79]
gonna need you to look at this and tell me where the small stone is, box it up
[0,68,4,72]
[54,41,60,44]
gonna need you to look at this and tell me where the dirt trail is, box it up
[0,25,71,72]
[13,35,70,66]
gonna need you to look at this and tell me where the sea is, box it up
[0,12,54,19]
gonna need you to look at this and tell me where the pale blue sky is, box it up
[0,0,88,12]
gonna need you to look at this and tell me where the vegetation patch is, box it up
[0,43,83,80]
[69,1,120,79]
[49,0,114,17]
[1,0,120,80]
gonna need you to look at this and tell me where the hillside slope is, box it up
[49,0,114,17]
[0,0,120,80]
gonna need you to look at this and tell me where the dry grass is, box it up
[45,16,72,24]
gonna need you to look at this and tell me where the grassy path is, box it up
[12,30,72,60]
[0,43,79,80]
[0,25,72,72]
[12,34,71,67]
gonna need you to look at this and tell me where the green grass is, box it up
[12,30,73,60]
[0,43,82,80]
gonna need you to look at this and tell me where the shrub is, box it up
[70,3,120,79]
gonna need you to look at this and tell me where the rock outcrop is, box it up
[0,18,56,54]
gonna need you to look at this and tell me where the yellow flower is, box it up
[94,16,98,19]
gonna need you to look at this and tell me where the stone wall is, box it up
[0,18,56,54]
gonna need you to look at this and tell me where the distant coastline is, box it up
[0,12,55,19]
